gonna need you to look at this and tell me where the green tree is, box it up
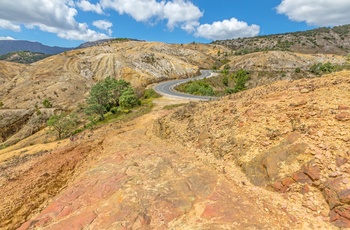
[47,113,78,139]
[104,77,131,108]
[233,69,250,93]
[85,77,138,120]
[85,81,110,120]
[119,88,140,109]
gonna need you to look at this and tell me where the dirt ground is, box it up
[0,94,339,229]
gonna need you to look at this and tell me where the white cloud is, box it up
[0,0,109,41]
[100,0,162,22]
[93,20,113,36]
[76,0,104,14]
[163,0,203,31]
[276,0,350,26]
[99,0,257,40]
[195,18,260,41]
[100,0,203,32]
[0,36,15,40]
[0,19,20,32]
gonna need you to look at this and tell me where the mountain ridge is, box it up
[213,24,350,55]
[0,40,72,55]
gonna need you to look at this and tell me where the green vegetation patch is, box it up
[176,80,215,96]
[46,77,158,140]
[175,69,250,97]
[0,51,50,64]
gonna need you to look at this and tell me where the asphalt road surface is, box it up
[153,70,217,101]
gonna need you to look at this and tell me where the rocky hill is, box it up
[155,70,350,228]
[0,40,72,55]
[223,51,347,88]
[1,70,349,229]
[214,24,350,55]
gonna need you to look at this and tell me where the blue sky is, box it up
[0,0,350,48]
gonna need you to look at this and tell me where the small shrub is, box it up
[110,107,119,114]
[47,113,79,139]
[42,98,53,108]
[222,75,229,86]
[224,88,235,94]
[310,62,335,75]
[233,69,250,93]
[143,88,161,99]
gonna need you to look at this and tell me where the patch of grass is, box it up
[0,144,8,150]
[93,97,155,126]
[143,88,161,99]
[163,103,188,110]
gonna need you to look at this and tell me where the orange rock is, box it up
[338,105,350,110]
[335,112,350,121]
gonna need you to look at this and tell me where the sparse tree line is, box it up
[47,77,149,139]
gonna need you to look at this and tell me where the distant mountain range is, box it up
[0,38,143,56]
[0,40,72,55]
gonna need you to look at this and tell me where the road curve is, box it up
[153,70,218,101]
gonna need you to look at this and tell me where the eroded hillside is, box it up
[0,41,224,146]
[155,71,350,228]
[1,40,350,229]
[0,91,339,229]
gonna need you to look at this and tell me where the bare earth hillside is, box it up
[0,41,225,146]
[156,71,350,228]
[1,70,350,229]
[1,41,347,147]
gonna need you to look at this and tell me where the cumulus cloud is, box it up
[276,0,350,26]
[195,18,260,41]
[0,19,20,32]
[99,0,257,39]
[163,0,203,32]
[0,0,109,41]
[100,0,162,22]
[93,20,113,35]
[100,0,203,31]
[77,0,104,14]
[0,36,15,40]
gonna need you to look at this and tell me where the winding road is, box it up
[153,70,218,101]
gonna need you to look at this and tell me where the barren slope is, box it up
[2,69,349,228]
[224,51,347,89]
[156,71,350,228]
